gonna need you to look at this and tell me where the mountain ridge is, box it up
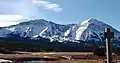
[0,18,120,43]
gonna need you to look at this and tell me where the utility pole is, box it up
[104,28,114,63]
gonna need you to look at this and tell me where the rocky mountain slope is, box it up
[0,18,120,43]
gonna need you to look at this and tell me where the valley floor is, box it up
[0,52,120,63]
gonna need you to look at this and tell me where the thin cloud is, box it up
[32,0,62,12]
[0,15,26,27]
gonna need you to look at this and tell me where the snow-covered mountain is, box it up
[75,18,120,42]
[0,18,120,42]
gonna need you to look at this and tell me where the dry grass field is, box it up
[0,52,119,63]
[43,60,105,63]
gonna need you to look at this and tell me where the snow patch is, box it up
[0,59,12,62]
[40,27,48,36]
[64,28,71,36]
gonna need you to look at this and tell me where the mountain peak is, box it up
[81,18,100,25]
[0,18,120,43]
[87,18,97,21]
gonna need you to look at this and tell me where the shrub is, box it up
[93,46,106,56]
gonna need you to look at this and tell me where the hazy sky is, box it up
[0,0,120,30]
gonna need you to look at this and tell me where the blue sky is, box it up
[0,0,120,30]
